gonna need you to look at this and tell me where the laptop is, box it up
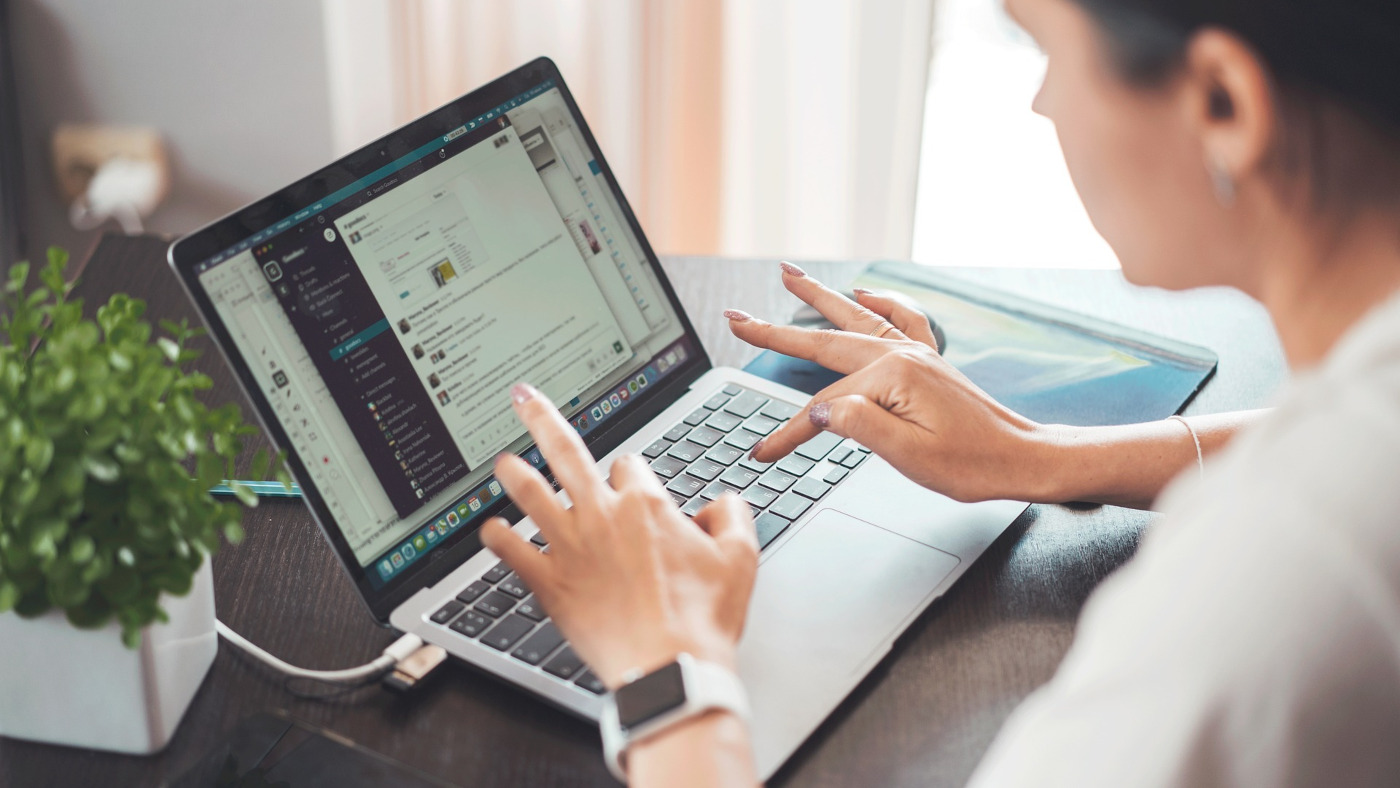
[168,58,1027,779]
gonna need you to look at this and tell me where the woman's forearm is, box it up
[1032,410,1269,509]
[627,710,757,788]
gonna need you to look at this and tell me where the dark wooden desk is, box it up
[1,235,1286,788]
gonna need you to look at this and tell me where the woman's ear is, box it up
[1179,29,1277,190]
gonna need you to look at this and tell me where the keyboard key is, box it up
[760,401,800,421]
[474,590,518,618]
[449,610,492,638]
[663,423,692,442]
[683,408,709,426]
[543,646,585,680]
[499,573,530,599]
[720,466,759,489]
[530,530,549,547]
[724,429,762,451]
[828,446,853,465]
[687,426,725,447]
[853,443,872,453]
[723,391,769,418]
[793,476,832,500]
[741,485,778,508]
[823,467,850,484]
[667,440,707,463]
[575,670,608,694]
[515,595,547,621]
[666,474,707,499]
[481,614,536,651]
[456,580,491,604]
[722,383,743,396]
[705,444,743,466]
[705,411,743,432]
[650,456,687,479]
[748,504,764,518]
[669,491,689,507]
[776,455,816,477]
[512,622,565,665]
[686,458,725,481]
[681,497,707,517]
[840,452,865,469]
[430,600,465,625]
[701,480,739,501]
[483,561,512,584]
[642,438,673,459]
[770,492,813,521]
[743,415,781,435]
[758,469,797,492]
[703,393,731,410]
[795,432,843,461]
[755,512,792,550]
[738,455,773,472]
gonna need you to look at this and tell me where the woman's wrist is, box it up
[1021,422,1087,504]
[597,630,739,690]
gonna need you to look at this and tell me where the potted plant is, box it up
[0,247,284,754]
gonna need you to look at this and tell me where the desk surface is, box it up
[1,235,1286,788]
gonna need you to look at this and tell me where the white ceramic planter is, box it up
[0,559,217,754]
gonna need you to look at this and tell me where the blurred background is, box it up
[0,0,1116,270]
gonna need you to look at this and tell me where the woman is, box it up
[482,0,1400,783]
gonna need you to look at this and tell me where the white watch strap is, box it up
[600,654,749,782]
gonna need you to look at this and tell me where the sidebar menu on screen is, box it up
[252,231,469,518]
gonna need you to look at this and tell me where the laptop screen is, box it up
[177,64,701,605]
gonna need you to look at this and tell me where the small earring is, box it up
[1209,156,1236,207]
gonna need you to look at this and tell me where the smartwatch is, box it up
[599,652,750,781]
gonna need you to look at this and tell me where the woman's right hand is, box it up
[728,263,1065,504]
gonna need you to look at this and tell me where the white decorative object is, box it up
[0,559,216,754]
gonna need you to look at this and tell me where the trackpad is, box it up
[737,508,960,777]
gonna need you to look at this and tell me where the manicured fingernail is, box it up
[724,308,753,322]
[748,439,765,459]
[809,402,831,428]
[852,288,873,297]
[779,261,806,278]
[510,383,537,404]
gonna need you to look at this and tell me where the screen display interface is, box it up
[193,80,690,588]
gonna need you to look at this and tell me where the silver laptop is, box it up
[169,58,1026,779]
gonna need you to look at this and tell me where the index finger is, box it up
[727,316,897,375]
[779,261,907,338]
[510,382,607,505]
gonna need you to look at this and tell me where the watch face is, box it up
[616,661,687,730]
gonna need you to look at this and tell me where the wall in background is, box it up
[8,0,335,259]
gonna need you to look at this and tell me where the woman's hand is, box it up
[727,262,1062,504]
[479,383,760,690]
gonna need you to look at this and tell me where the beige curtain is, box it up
[322,0,932,259]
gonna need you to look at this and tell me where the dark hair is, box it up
[1072,0,1400,205]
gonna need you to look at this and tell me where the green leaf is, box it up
[228,481,258,508]
[0,581,18,612]
[83,454,121,483]
[157,337,180,362]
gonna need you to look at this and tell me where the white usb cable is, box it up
[216,619,424,685]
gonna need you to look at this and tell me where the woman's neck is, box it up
[1257,208,1400,369]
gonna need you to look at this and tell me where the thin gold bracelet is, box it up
[1169,415,1204,480]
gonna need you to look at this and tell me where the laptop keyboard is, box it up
[426,383,870,696]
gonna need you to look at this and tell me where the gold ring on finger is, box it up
[869,321,896,339]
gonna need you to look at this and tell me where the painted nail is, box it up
[510,382,537,404]
[778,261,807,278]
[852,287,873,298]
[809,401,832,428]
[748,438,765,459]
[724,308,753,322]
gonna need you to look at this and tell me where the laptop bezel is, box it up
[168,57,713,623]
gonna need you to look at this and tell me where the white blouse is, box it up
[967,288,1400,787]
